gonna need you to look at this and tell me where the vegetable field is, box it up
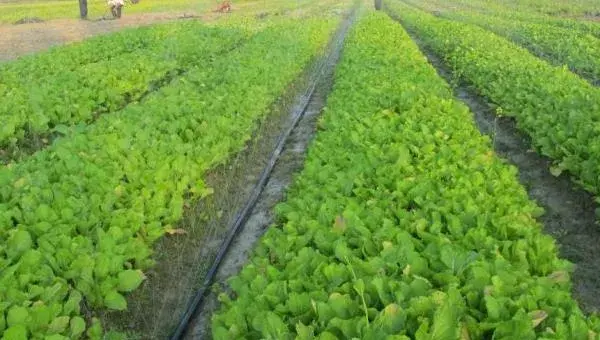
[2,0,600,339]
[213,10,600,340]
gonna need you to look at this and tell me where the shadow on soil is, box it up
[387,9,600,315]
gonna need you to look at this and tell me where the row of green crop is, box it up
[0,0,353,156]
[419,5,600,84]
[495,0,600,17]
[212,11,599,339]
[0,0,326,78]
[530,16,600,39]
[388,1,600,204]
[0,18,337,339]
[0,23,179,82]
[403,0,600,39]
[449,0,599,16]
[0,22,248,156]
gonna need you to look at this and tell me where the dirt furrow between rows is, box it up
[179,11,355,340]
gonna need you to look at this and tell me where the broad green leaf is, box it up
[117,270,146,292]
[7,230,32,258]
[296,322,315,339]
[529,310,548,328]
[63,291,83,316]
[47,316,70,334]
[29,303,51,331]
[6,306,29,327]
[2,324,28,340]
[69,316,86,338]
[104,291,127,311]
[44,335,69,340]
[86,318,103,340]
[430,293,461,340]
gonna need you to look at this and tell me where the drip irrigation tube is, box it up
[169,11,356,340]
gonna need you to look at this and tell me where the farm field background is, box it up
[0,0,332,61]
[2,0,600,339]
[0,0,211,24]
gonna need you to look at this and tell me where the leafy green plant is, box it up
[403,0,600,38]
[435,6,600,84]
[0,23,176,82]
[0,17,337,339]
[0,22,247,158]
[212,11,600,339]
[389,1,600,206]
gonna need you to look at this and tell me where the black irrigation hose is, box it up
[169,11,356,340]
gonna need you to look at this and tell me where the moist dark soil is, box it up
[389,11,600,314]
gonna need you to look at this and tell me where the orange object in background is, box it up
[215,0,232,13]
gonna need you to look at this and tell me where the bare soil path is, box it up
[0,12,208,60]
[0,0,346,62]
[0,1,267,61]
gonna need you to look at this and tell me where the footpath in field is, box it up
[0,13,205,61]
[0,0,335,61]
[0,16,340,340]
[0,0,242,61]
[388,2,600,216]
[212,11,600,339]
[385,4,600,314]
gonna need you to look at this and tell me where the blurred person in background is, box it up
[108,0,126,18]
